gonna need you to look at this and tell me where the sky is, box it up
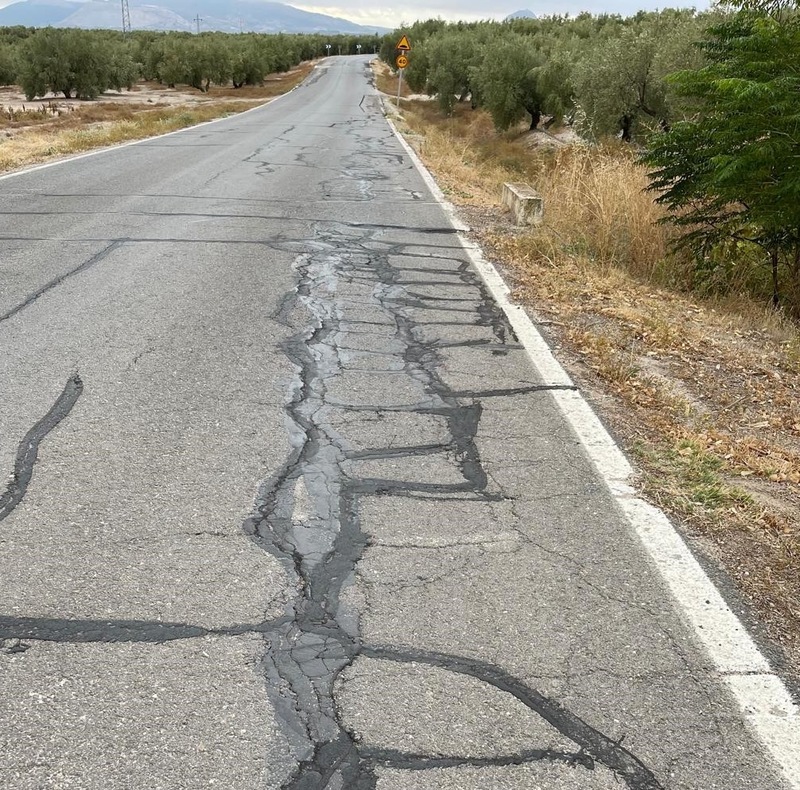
[292,0,711,29]
[0,0,713,30]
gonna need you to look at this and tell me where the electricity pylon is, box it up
[121,0,131,33]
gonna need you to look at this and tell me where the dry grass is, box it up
[396,99,800,676]
[0,104,239,171]
[397,102,539,205]
[0,63,314,173]
[373,59,415,100]
[530,144,673,281]
[203,63,315,99]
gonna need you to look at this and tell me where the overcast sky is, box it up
[292,0,711,29]
[0,0,712,30]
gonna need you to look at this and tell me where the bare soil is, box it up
[0,64,314,166]
[0,67,308,113]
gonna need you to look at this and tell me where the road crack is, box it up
[243,219,665,789]
[0,374,83,523]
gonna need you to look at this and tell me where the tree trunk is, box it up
[527,107,541,130]
[620,114,633,142]
[770,248,780,308]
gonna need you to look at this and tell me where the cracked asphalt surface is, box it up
[0,57,791,789]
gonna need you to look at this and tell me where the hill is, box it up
[0,0,388,33]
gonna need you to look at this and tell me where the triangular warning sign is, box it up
[396,35,411,51]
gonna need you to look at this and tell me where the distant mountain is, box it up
[0,0,80,27]
[505,9,537,19]
[0,0,388,34]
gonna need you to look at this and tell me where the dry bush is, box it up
[402,103,679,285]
[528,144,674,281]
[372,59,413,98]
[401,102,542,205]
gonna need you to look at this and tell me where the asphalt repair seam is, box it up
[0,374,83,523]
[385,106,800,785]
[0,241,123,324]
[243,220,665,790]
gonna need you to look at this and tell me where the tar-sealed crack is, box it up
[244,218,665,790]
[0,241,123,325]
[0,374,83,523]
[0,91,663,787]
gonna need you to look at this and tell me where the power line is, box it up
[194,14,202,34]
[121,0,131,33]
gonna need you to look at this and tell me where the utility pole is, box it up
[194,14,202,34]
[120,0,131,33]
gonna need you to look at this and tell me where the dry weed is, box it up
[372,59,413,99]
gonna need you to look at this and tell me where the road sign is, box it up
[396,35,411,51]
[396,54,409,69]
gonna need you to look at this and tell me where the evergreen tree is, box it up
[573,10,706,141]
[425,31,481,113]
[471,34,545,130]
[644,3,800,305]
[18,29,117,99]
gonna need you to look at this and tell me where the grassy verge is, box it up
[373,59,414,99]
[0,63,314,173]
[390,96,800,674]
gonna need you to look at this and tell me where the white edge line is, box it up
[0,66,314,183]
[384,107,800,787]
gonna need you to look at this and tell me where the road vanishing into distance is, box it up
[0,57,796,790]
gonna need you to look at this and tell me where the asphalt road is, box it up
[0,57,793,789]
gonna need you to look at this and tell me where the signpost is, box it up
[395,35,411,108]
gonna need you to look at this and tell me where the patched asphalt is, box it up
[0,57,791,789]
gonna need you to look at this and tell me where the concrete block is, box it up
[502,182,544,227]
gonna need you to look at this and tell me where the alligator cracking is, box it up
[245,220,664,790]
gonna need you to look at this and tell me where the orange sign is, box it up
[396,35,411,51]
[396,54,409,69]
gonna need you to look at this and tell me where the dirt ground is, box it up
[0,83,197,112]
[0,65,313,172]
[0,68,305,112]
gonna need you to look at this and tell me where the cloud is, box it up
[292,0,710,29]
[0,0,712,28]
